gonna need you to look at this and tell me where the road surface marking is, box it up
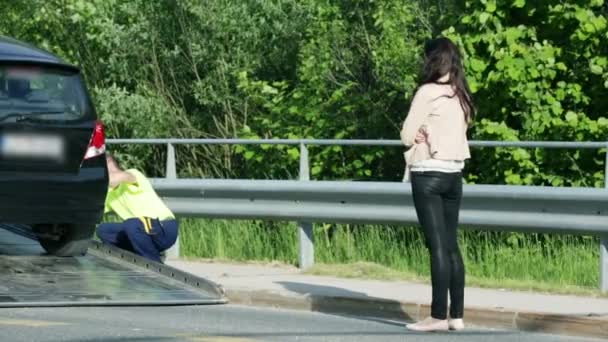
[187,336,259,342]
[0,319,69,327]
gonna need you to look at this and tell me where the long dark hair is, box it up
[419,37,475,123]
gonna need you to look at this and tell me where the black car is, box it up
[0,36,108,256]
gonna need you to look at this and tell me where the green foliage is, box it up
[2,0,605,285]
[94,85,197,175]
[235,0,428,179]
[1,0,605,185]
[0,0,313,177]
[444,0,608,185]
[180,219,600,289]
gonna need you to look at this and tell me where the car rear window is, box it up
[0,64,90,122]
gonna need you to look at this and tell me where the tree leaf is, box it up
[565,111,578,123]
[486,1,497,13]
[287,148,299,160]
[244,151,255,160]
[513,0,526,8]
[590,64,603,75]
[479,12,491,24]
[470,58,487,72]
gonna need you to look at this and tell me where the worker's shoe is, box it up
[406,316,449,332]
[448,318,465,331]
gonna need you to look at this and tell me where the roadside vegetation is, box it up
[3,0,606,292]
[180,219,600,295]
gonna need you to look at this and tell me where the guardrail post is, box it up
[601,148,608,293]
[298,142,314,270]
[165,143,180,260]
[166,143,177,179]
[602,238,608,293]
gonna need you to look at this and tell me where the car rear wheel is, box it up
[35,224,94,256]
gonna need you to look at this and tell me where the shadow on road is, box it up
[275,280,514,334]
[277,280,413,324]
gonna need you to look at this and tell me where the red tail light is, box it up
[84,120,106,160]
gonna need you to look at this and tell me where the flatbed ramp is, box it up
[0,225,226,307]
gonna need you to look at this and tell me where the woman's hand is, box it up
[414,126,428,144]
[415,132,426,144]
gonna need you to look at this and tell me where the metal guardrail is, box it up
[149,178,608,292]
[107,138,608,292]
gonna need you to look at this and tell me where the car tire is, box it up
[38,224,95,257]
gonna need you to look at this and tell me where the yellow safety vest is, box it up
[104,169,174,222]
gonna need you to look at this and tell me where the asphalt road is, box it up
[0,304,602,342]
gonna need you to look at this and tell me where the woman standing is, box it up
[400,37,474,332]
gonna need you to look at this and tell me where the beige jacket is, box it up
[400,80,471,181]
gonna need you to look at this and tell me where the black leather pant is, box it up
[411,171,465,320]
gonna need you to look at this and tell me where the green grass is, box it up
[179,218,601,295]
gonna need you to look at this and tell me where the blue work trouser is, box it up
[97,217,178,263]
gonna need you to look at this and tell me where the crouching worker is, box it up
[97,153,178,263]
